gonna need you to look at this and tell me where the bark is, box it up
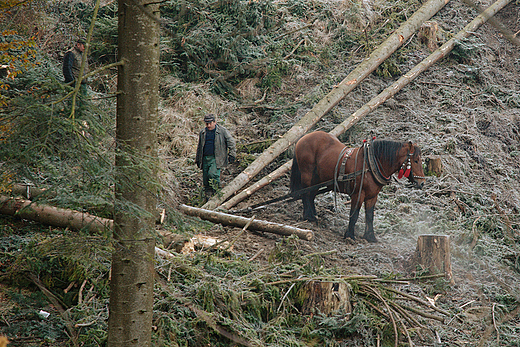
[413,235,453,283]
[0,195,112,233]
[107,0,160,345]
[10,184,55,200]
[179,204,314,241]
[220,0,510,210]
[202,0,451,210]
[299,281,352,315]
[425,156,443,176]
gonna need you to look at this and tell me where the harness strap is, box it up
[366,141,392,186]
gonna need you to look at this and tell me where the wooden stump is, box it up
[414,235,453,283]
[418,21,439,51]
[425,155,442,177]
[300,281,351,315]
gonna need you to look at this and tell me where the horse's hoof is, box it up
[343,233,355,240]
[362,234,378,243]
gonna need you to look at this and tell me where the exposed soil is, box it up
[163,2,520,345]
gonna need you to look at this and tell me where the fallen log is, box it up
[220,0,510,210]
[179,204,314,241]
[10,184,55,199]
[202,0,450,210]
[0,195,113,233]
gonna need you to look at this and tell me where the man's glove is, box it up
[228,155,236,163]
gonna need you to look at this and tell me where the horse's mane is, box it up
[371,139,416,167]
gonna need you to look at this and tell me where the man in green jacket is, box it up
[195,114,237,199]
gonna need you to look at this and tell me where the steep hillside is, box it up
[161,1,520,345]
[1,0,519,346]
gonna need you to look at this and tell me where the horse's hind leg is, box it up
[302,192,317,221]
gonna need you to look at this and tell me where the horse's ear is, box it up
[408,141,414,150]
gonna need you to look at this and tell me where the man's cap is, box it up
[77,39,86,44]
[204,114,215,123]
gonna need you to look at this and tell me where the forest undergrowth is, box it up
[1,0,520,346]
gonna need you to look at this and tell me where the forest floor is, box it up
[1,0,520,346]
[160,1,520,345]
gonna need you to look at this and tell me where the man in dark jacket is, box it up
[63,39,89,91]
[195,114,237,199]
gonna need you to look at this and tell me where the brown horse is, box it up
[290,131,426,242]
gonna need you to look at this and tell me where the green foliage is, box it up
[162,0,278,82]
[0,39,118,216]
[450,37,485,64]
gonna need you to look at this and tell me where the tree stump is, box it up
[425,155,442,177]
[414,235,453,283]
[418,21,439,51]
[299,281,351,315]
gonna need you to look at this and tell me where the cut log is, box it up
[10,184,55,199]
[425,155,443,176]
[202,0,450,210]
[413,235,453,283]
[0,195,112,233]
[8,185,165,224]
[220,0,511,210]
[299,281,351,315]
[179,204,314,241]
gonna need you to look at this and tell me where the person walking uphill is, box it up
[195,114,237,200]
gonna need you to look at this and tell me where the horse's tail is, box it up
[290,157,302,197]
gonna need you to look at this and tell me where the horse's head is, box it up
[399,141,426,189]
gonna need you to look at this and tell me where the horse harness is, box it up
[333,140,422,199]
[231,140,424,214]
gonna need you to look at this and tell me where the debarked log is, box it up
[0,195,113,233]
[179,204,314,241]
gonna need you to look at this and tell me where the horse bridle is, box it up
[369,140,425,185]
[397,149,426,182]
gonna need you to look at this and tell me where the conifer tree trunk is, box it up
[107,0,160,346]
[203,0,450,210]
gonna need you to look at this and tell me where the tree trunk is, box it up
[179,204,314,241]
[413,235,453,283]
[425,155,442,176]
[299,281,351,315]
[220,0,510,210]
[0,195,112,233]
[107,0,160,345]
[202,0,451,210]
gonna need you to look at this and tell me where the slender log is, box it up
[330,0,511,137]
[202,0,451,210]
[0,195,112,233]
[179,204,314,241]
[220,0,510,210]
[10,184,54,199]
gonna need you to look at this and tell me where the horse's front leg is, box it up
[344,195,362,239]
[362,197,378,243]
